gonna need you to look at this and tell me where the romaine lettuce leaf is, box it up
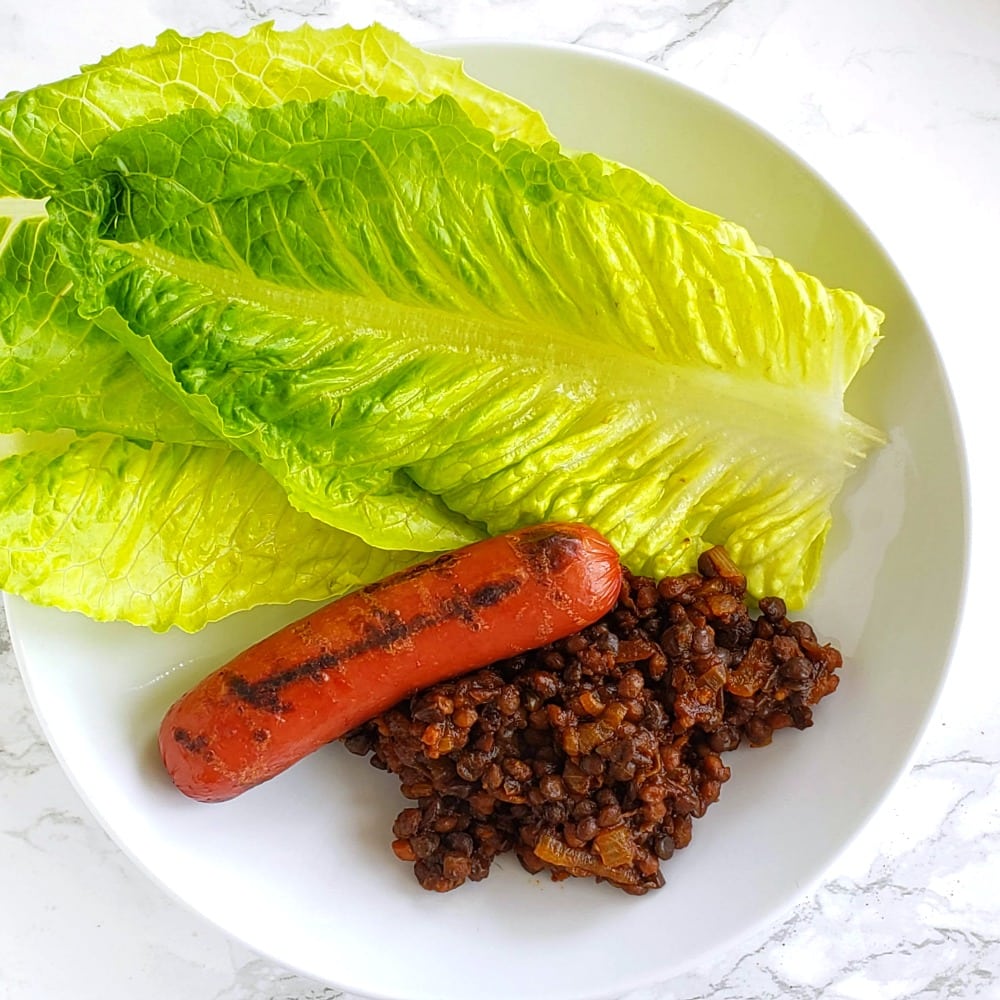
[1,22,753,443]
[49,92,884,604]
[0,21,552,200]
[0,432,418,631]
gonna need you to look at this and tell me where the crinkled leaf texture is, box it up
[0,202,215,441]
[50,92,884,606]
[0,433,418,631]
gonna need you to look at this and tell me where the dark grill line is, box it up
[225,576,523,713]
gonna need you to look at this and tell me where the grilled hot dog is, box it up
[159,523,622,802]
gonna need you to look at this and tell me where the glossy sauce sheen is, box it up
[159,523,623,802]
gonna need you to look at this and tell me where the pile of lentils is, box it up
[343,547,842,895]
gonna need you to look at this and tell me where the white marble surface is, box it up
[1,1,997,998]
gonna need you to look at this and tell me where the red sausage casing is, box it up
[159,523,622,802]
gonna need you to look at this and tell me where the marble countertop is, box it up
[1,1,996,997]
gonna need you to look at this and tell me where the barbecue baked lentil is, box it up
[343,547,842,894]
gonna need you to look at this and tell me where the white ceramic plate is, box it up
[7,40,968,1000]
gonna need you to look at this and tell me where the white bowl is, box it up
[6,39,968,1000]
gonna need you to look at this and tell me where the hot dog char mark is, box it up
[159,523,623,802]
[222,573,522,714]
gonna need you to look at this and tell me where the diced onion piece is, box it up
[533,830,639,884]
[593,825,636,869]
